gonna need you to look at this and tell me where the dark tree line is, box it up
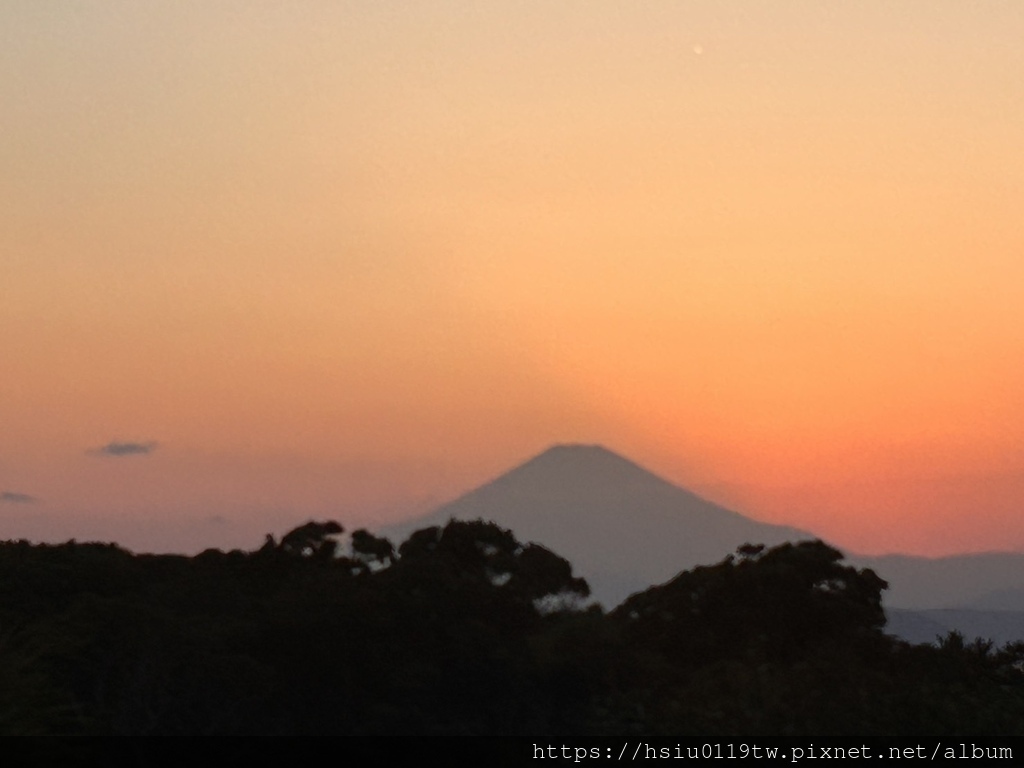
[1,521,1023,738]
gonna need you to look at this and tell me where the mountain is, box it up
[847,553,1024,645]
[886,608,1024,647]
[849,552,1024,611]
[382,444,1024,645]
[383,444,813,607]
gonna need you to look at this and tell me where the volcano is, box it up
[385,444,812,606]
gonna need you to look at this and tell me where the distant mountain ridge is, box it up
[886,608,1024,647]
[848,552,1024,611]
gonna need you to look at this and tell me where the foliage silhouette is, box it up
[0,529,1022,737]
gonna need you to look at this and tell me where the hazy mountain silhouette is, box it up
[848,552,1024,644]
[886,607,1024,646]
[849,552,1024,611]
[385,444,813,606]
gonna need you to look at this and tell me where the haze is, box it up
[2,2,1023,556]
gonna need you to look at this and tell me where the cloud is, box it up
[0,491,37,504]
[90,441,159,457]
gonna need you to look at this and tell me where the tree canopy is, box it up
[0,525,1022,738]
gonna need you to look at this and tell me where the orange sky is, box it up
[2,2,1023,556]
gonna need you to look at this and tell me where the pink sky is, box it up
[2,2,1023,556]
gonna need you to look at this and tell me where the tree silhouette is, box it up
[2,528,1024,738]
[277,520,344,559]
[350,529,394,573]
[610,540,890,682]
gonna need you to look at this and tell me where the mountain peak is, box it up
[539,443,618,454]
[500,443,667,490]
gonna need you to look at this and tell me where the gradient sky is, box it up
[2,2,1023,556]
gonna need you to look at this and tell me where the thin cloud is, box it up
[0,491,37,504]
[90,441,159,457]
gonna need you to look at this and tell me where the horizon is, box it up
[2,441,1022,564]
[3,3,1023,559]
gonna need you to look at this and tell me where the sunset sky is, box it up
[2,2,1023,557]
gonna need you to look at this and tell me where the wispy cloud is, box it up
[0,491,37,504]
[90,441,159,457]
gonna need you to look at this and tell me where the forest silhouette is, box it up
[2,519,1023,739]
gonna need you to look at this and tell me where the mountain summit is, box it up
[386,444,812,606]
